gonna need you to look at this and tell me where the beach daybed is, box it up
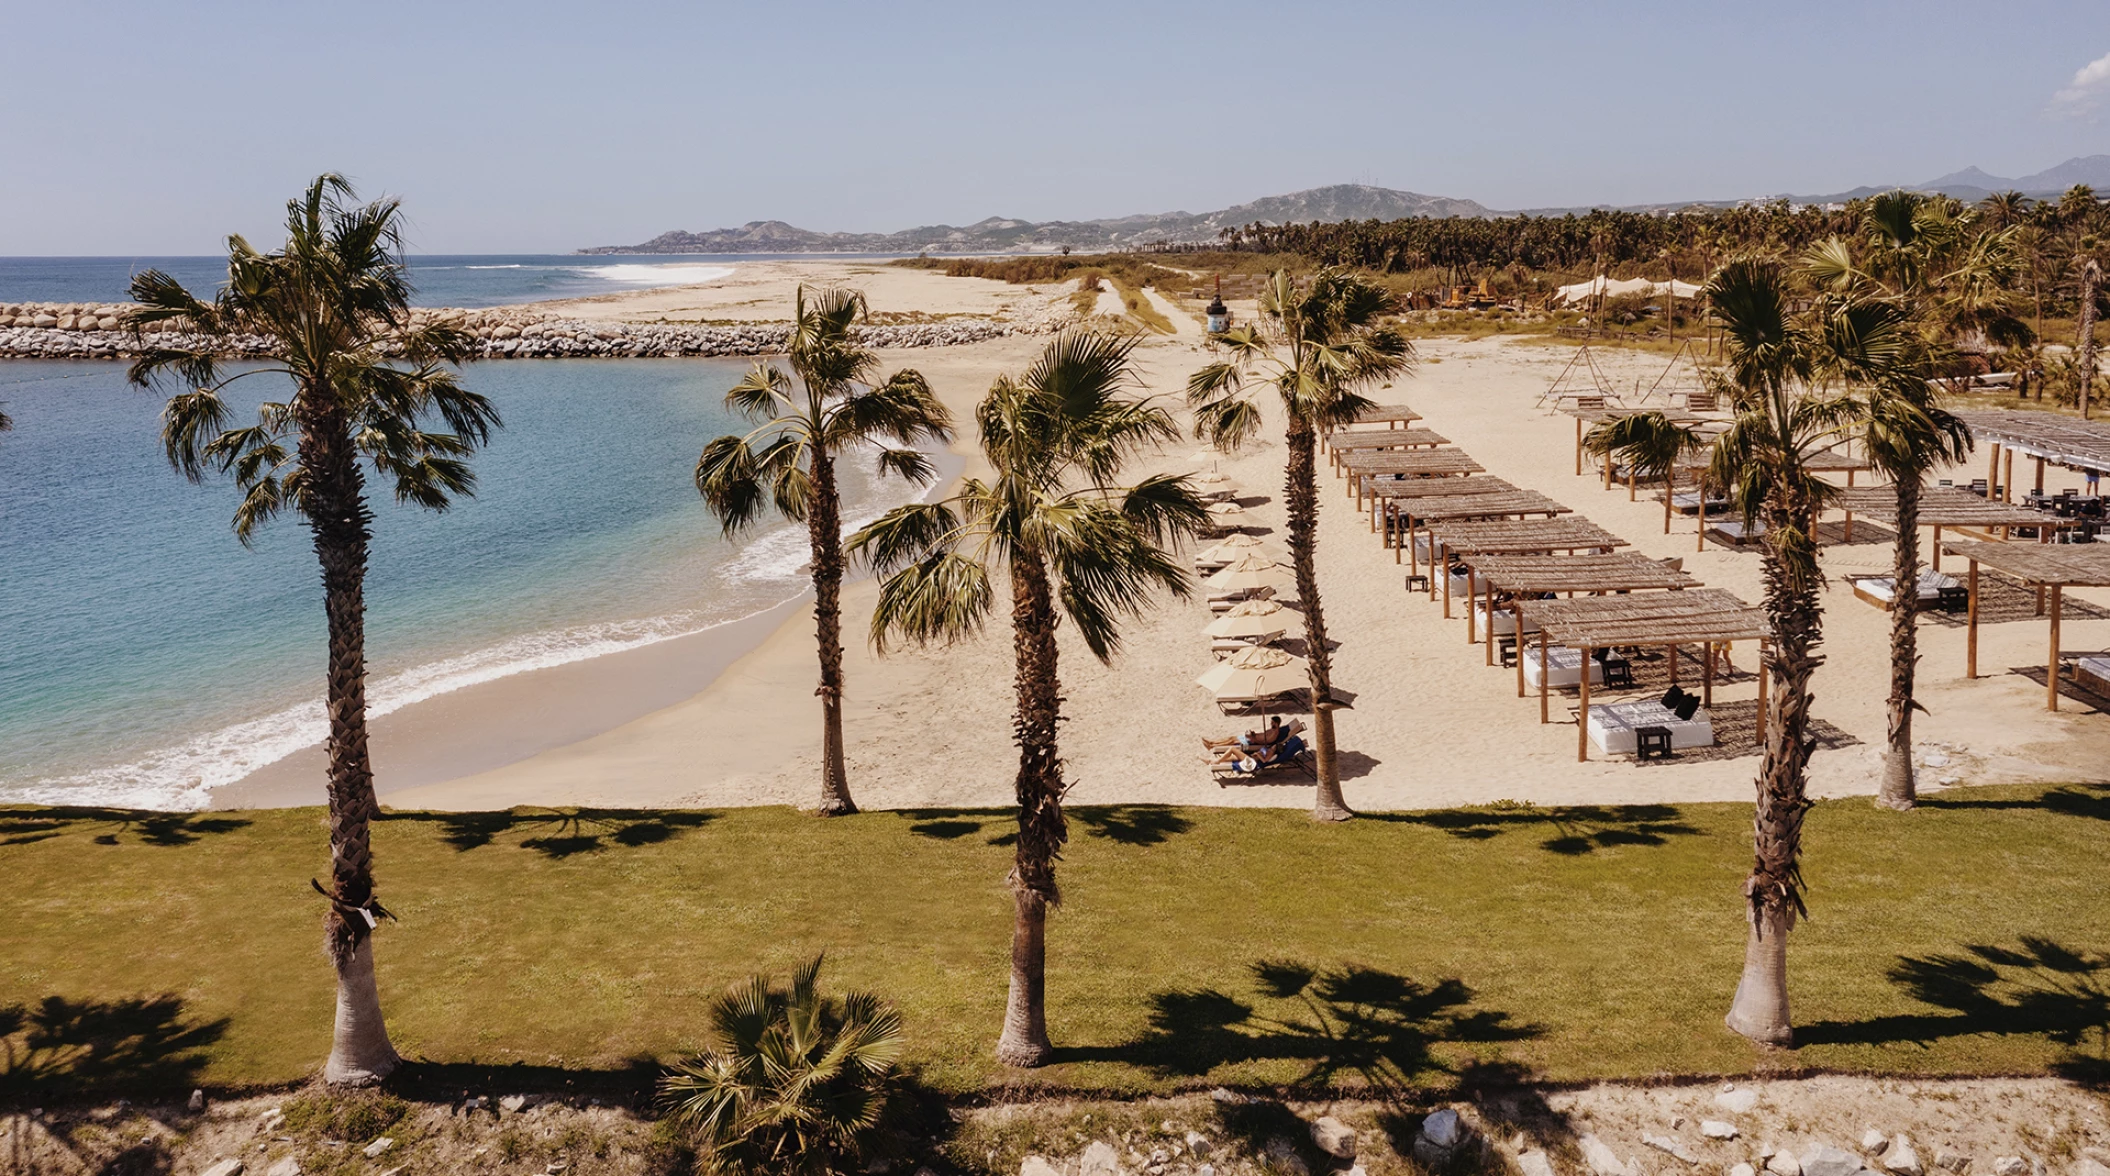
[1846,571,1966,612]
[1209,734,1314,781]
[1522,645,1605,689]
[1587,699,1714,755]
[2067,654,2110,697]
[1471,602,1541,638]
[1707,518,1767,546]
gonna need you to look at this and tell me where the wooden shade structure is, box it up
[1953,410,2110,500]
[1943,540,2110,711]
[1326,428,1451,470]
[1333,403,1422,430]
[1522,589,1770,759]
[1832,485,2064,566]
[1385,489,1574,568]
[1341,449,1485,506]
[1459,552,1701,679]
[1563,406,1705,477]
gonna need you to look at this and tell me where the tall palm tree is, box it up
[1593,259,1859,1045]
[850,331,1206,1066]
[1803,198,1988,809]
[696,288,953,816]
[1187,269,1414,821]
[125,174,499,1084]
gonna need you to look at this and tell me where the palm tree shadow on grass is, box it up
[1798,935,2110,1084]
[1919,784,2110,819]
[0,995,228,1099]
[1060,959,1539,1094]
[0,807,252,849]
[378,808,715,859]
[899,806,1194,847]
[1365,803,1704,857]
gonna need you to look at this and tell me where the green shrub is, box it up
[661,956,904,1175]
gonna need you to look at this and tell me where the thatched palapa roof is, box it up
[1938,541,2110,587]
[1525,588,1769,648]
[1428,517,1626,554]
[1468,551,1700,594]
[1833,486,2058,529]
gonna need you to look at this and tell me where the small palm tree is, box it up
[851,331,1206,1065]
[661,956,905,1176]
[125,175,499,1084]
[1583,410,1704,534]
[1187,269,1414,821]
[1593,259,1860,1046]
[696,288,953,815]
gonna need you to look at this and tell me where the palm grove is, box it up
[120,174,2094,1113]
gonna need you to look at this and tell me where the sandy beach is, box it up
[211,261,2110,813]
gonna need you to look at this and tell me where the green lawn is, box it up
[3,784,2107,1099]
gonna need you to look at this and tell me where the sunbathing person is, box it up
[1200,716,1296,751]
[1203,734,1308,772]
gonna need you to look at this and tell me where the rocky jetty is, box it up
[0,301,1070,360]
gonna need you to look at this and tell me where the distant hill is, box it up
[580,158,2110,255]
[580,184,1494,255]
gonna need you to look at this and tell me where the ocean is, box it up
[0,258,927,810]
[0,253,888,309]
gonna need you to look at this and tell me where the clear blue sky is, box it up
[4,0,2107,255]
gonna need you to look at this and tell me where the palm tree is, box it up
[696,288,953,816]
[1187,269,1414,821]
[850,331,1206,1066]
[125,175,499,1085]
[1592,259,1858,1045]
[1802,197,1987,809]
[1583,410,1704,534]
[661,955,905,1176]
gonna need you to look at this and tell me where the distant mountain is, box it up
[581,158,2110,255]
[1914,155,2110,199]
[580,184,1493,254]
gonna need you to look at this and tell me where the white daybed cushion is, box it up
[2074,655,2110,691]
[1709,519,1768,541]
[1588,699,1714,754]
[1471,603,1542,637]
[1446,568,1485,597]
[1849,571,1960,603]
[1523,645,1605,689]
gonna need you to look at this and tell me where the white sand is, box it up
[378,278,2110,814]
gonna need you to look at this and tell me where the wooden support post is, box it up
[1577,645,1593,762]
[1844,468,1856,541]
[1443,546,1453,618]
[1602,451,1613,491]
[2049,585,2064,712]
[1627,466,1637,501]
[1426,525,1438,600]
[1515,601,1528,697]
[1485,581,1497,665]
[1703,642,1715,707]
[1987,441,2001,498]
[2035,456,2046,495]
[2003,449,2015,503]
[1539,629,1551,723]
[1966,560,1980,679]
[1664,471,1675,535]
[1932,526,1942,572]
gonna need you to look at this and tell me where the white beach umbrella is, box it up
[1196,644,1308,698]
[1194,535,1269,566]
[1204,501,1251,528]
[1205,553,1291,594]
[1207,598,1289,639]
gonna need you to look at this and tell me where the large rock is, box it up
[1887,1136,1924,1176]
[265,1160,302,1176]
[1705,1122,1742,1140]
[1867,1132,1894,1154]
[1992,1160,2026,1176]
[1804,1145,1865,1176]
[1580,1134,1638,1176]
[1734,1167,1758,1176]
[1019,1158,1063,1176]
[1311,1116,1357,1160]
[1518,1151,1557,1176]
[361,1136,395,1158]
[200,1162,244,1176]
[1422,1109,1464,1149]
[1935,1152,1971,1175]
[1645,1135,1701,1165]
[1078,1140,1122,1175]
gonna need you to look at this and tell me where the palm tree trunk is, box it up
[1285,416,1350,821]
[1879,478,1922,811]
[807,450,856,816]
[1725,494,1821,1047]
[310,418,400,1086]
[996,551,1065,1067]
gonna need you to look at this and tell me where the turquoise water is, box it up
[0,358,919,808]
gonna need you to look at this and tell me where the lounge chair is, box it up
[1846,571,1961,611]
[1210,735,1313,780]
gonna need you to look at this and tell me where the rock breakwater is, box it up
[0,301,1071,360]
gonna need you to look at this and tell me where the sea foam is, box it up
[585,264,735,285]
